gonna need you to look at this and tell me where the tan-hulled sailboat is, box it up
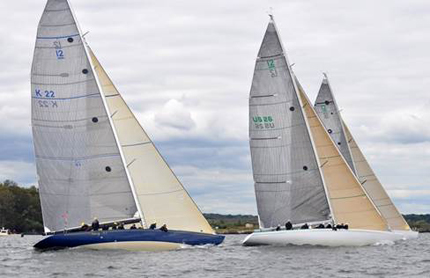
[243,16,406,247]
[314,75,417,239]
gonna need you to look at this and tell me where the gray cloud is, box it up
[0,0,429,214]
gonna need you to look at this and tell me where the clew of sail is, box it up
[249,17,330,228]
[89,49,214,234]
[343,124,411,231]
[31,0,137,232]
[314,76,356,174]
[296,80,388,231]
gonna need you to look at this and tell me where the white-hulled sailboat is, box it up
[32,0,223,251]
[243,16,405,247]
[314,75,418,240]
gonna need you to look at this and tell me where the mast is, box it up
[65,0,145,226]
[271,15,335,224]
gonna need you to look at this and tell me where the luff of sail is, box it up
[249,17,330,228]
[343,124,411,231]
[314,76,356,174]
[295,80,388,231]
[89,49,214,234]
[31,0,137,232]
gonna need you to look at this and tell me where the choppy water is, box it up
[1,233,429,277]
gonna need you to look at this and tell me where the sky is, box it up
[0,0,429,215]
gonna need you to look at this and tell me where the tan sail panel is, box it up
[343,124,411,231]
[296,82,388,231]
[89,50,214,234]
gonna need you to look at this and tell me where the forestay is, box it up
[343,124,411,231]
[89,49,214,234]
[296,81,388,231]
[314,76,356,174]
[31,0,137,232]
[249,18,330,228]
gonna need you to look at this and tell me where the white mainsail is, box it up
[89,49,214,234]
[313,77,410,231]
[296,80,388,231]
[249,17,331,228]
[31,0,137,232]
[32,0,214,235]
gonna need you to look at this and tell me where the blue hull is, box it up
[34,229,224,250]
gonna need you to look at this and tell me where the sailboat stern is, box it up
[34,229,224,251]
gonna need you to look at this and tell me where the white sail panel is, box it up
[89,50,214,234]
[31,0,137,231]
[249,19,330,228]
[297,82,388,231]
[314,77,356,174]
[343,124,411,231]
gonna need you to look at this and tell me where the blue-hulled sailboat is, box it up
[32,0,223,251]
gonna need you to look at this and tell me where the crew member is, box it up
[160,224,168,232]
[300,223,309,229]
[92,217,100,231]
[285,220,293,230]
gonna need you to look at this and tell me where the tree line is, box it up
[0,180,429,233]
[0,180,43,233]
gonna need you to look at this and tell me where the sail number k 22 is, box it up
[253,116,275,129]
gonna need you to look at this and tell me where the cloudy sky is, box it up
[0,0,429,215]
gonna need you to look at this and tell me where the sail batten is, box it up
[249,18,330,228]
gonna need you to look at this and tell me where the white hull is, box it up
[393,230,419,240]
[242,229,406,247]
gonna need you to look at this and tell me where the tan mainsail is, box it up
[295,81,388,231]
[89,49,214,234]
[343,123,410,231]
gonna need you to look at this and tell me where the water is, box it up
[1,234,429,277]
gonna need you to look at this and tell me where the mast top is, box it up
[322,72,329,84]
[267,7,274,21]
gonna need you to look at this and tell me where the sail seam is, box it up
[37,33,80,39]
[32,79,95,86]
[249,99,294,107]
[32,93,99,101]
[137,188,183,196]
[122,142,151,147]
[331,194,366,200]
[35,153,120,161]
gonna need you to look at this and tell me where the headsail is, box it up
[313,76,410,231]
[249,17,330,228]
[343,124,411,230]
[89,49,214,234]
[31,0,137,232]
[296,80,388,231]
[314,76,356,174]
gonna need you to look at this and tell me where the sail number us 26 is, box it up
[253,116,275,129]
